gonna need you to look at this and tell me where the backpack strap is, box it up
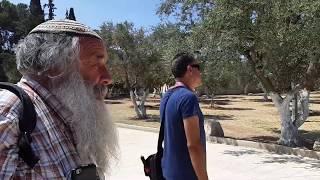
[0,82,39,168]
[157,86,185,152]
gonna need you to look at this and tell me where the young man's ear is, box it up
[187,65,192,72]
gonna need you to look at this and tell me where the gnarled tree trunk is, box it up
[243,83,250,95]
[270,89,310,147]
[246,48,314,147]
[130,88,149,119]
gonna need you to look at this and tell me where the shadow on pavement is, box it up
[223,149,320,169]
[223,149,263,156]
[261,156,320,169]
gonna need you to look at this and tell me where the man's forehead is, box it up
[79,37,107,57]
[80,36,104,47]
[80,36,106,51]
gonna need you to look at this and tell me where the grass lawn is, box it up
[107,91,320,146]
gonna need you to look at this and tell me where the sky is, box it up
[9,0,168,30]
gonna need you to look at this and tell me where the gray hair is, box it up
[16,33,80,77]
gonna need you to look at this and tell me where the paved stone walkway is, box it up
[109,128,320,180]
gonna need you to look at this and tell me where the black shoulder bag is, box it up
[141,88,178,180]
[0,82,39,168]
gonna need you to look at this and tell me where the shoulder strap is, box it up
[157,87,183,152]
[0,82,39,168]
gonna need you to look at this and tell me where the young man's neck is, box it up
[175,78,195,91]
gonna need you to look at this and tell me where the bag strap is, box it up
[157,86,184,152]
[0,82,39,168]
[157,102,166,152]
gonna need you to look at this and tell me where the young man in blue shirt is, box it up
[160,53,208,180]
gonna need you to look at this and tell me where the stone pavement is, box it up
[109,128,320,180]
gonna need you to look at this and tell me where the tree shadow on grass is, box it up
[247,98,273,103]
[104,100,123,104]
[129,114,161,122]
[206,106,255,111]
[268,128,318,149]
[245,136,279,144]
[211,96,245,100]
[204,114,234,120]
[130,114,235,121]
[300,130,320,141]
[146,99,161,103]
[145,104,160,110]
[262,104,275,107]
[200,99,231,105]
[310,100,320,104]
[269,128,320,142]
[145,114,161,122]
[309,110,320,117]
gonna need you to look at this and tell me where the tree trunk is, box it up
[210,93,215,108]
[139,89,149,118]
[106,86,114,98]
[270,92,303,147]
[245,50,305,147]
[278,97,301,147]
[129,88,149,119]
[261,86,269,102]
[130,90,140,117]
[295,89,310,128]
[243,83,250,95]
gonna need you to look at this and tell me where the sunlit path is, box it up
[109,127,320,180]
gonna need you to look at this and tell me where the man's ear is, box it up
[46,64,69,78]
[46,69,65,78]
[187,65,192,72]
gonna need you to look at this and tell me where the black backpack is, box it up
[0,82,39,168]
[140,87,183,180]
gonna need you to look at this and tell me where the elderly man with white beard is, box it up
[0,20,118,179]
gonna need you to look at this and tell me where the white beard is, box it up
[50,70,118,179]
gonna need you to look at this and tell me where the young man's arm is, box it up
[183,115,208,180]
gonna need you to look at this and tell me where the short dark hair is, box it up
[171,52,196,78]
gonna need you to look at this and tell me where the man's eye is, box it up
[97,55,104,59]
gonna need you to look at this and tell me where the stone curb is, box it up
[116,123,320,160]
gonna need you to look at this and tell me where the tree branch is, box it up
[245,48,281,100]
[304,59,320,91]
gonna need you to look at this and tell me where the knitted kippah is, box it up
[29,19,102,40]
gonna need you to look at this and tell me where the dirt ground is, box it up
[107,91,320,146]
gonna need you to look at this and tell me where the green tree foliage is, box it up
[158,0,320,146]
[0,0,45,82]
[201,0,320,92]
[98,21,165,118]
[150,23,190,85]
[99,22,165,91]
[151,22,256,95]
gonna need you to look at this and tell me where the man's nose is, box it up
[100,65,112,86]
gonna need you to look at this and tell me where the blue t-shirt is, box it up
[160,87,206,180]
